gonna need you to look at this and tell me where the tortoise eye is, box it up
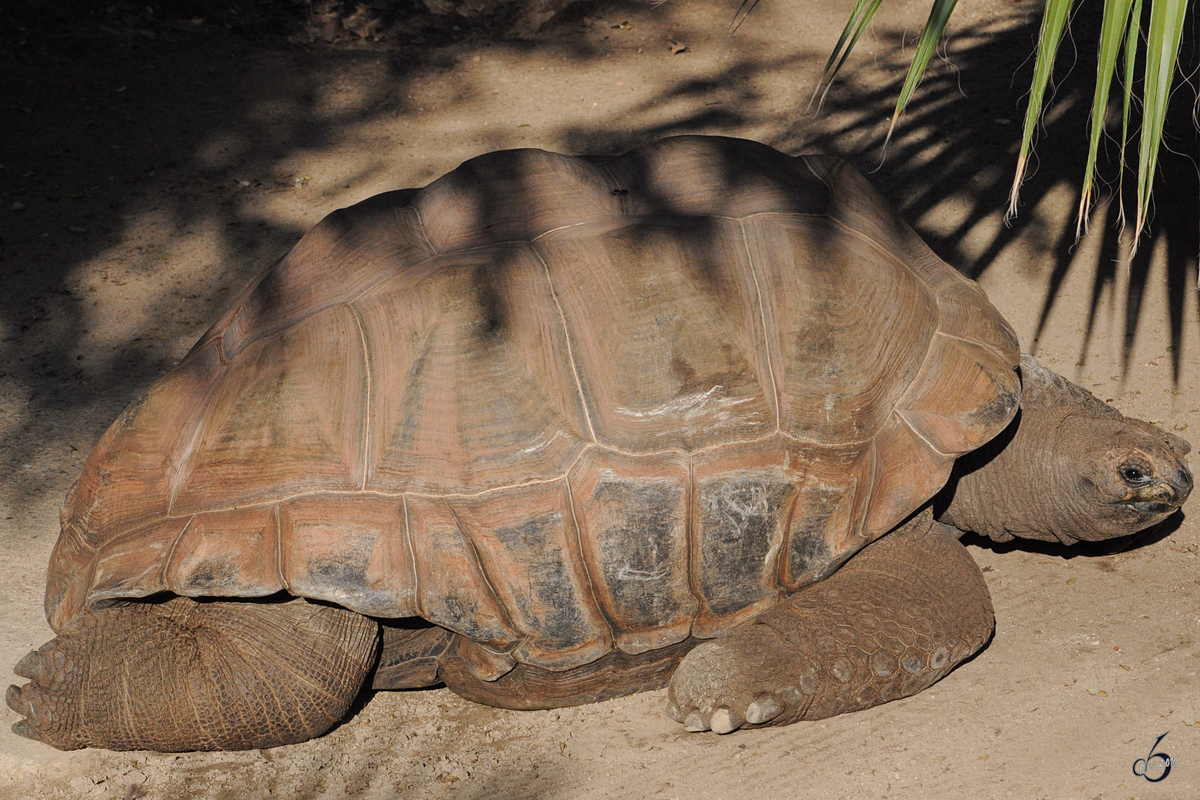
[1119,464,1151,486]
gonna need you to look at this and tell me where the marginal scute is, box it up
[87,517,191,608]
[784,479,859,591]
[405,495,520,652]
[568,449,695,654]
[897,334,1021,456]
[166,506,282,598]
[862,418,953,537]
[447,636,519,683]
[279,495,415,617]
[690,441,803,639]
[44,525,95,633]
[449,481,613,670]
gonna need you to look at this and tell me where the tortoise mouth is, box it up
[1122,500,1177,518]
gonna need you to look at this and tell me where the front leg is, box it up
[667,508,993,733]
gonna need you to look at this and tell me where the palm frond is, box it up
[814,0,1193,255]
[1006,0,1076,222]
[1133,0,1188,250]
[808,0,885,112]
[880,0,961,157]
[1116,0,1144,232]
[1077,0,1137,239]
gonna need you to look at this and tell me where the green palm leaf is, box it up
[1115,0,1144,232]
[809,0,885,111]
[881,0,960,155]
[1076,0,1136,238]
[1134,0,1188,249]
[1006,0,1075,221]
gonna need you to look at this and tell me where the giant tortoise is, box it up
[7,136,1193,751]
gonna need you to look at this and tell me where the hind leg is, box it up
[7,597,378,751]
[668,508,993,733]
[371,622,455,690]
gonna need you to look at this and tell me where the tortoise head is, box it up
[1067,414,1192,540]
[937,357,1193,544]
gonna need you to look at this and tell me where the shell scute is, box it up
[568,449,694,655]
[743,213,936,444]
[213,191,432,359]
[171,305,367,515]
[63,340,225,550]
[539,218,775,451]
[166,506,281,599]
[354,243,590,494]
[781,446,871,590]
[86,516,190,611]
[413,148,623,251]
[602,135,832,219]
[448,481,613,670]
[862,415,954,536]
[405,495,519,652]
[278,494,414,617]
[897,335,1022,457]
[688,442,803,638]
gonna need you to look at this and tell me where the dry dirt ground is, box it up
[2,0,1199,798]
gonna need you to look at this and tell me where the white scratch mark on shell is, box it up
[615,563,670,581]
[614,385,756,422]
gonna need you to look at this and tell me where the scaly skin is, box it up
[7,597,378,751]
[667,509,993,733]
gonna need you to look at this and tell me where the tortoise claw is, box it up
[13,643,72,691]
[709,707,744,734]
[745,696,782,724]
[14,648,50,682]
[6,683,31,717]
[11,719,34,741]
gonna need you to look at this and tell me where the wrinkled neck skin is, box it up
[936,356,1193,544]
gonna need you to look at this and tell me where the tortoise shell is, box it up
[46,136,1020,676]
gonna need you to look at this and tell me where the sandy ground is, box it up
[1,0,1198,797]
